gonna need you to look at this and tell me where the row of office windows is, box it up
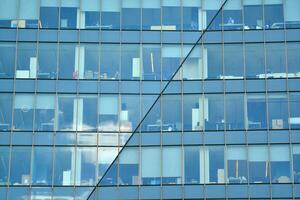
[0,0,299,31]
[0,42,299,80]
[0,93,299,132]
[0,144,299,186]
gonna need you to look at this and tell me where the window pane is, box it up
[0,93,12,130]
[289,93,300,129]
[264,0,284,29]
[293,145,300,183]
[287,42,300,76]
[226,94,245,130]
[119,147,139,185]
[0,0,18,28]
[101,0,120,29]
[183,95,204,131]
[249,146,269,183]
[82,44,99,79]
[54,147,75,185]
[268,94,288,129]
[38,43,57,79]
[98,95,119,132]
[60,0,79,29]
[0,43,16,78]
[247,94,267,129]
[227,146,247,184]
[141,95,161,132]
[184,146,200,184]
[100,44,120,79]
[40,0,59,29]
[182,46,203,80]
[0,147,9,185]
[121,45,140,80]
[98,147,118,185]
[284,0,300,28]
[32,147,53,185]
[183,0,201,30]
[266,43,286,76]
[142,147,161,185]
[59,44,76,79]
[245,43,265,78]
[57,95,76,131]
[122,0,140,29]
[35,94,55,131]
[162,1,181,30]
[81,0,100,29]
[10,147,31,185]
[208,146,224,183]
[224,44,244,78]
[13,94,34,130]
[163,147,182,184]
[205,44,222,79]
[19,0,39,28]
[162,45,181,80]
[76,148,96,186]
[120,95,140,132]
[223,0,243,30]
[80,95,97,131]
[16,43,37,79]
[142,45,161,80]
[243,0,263,29]
[162,95,182,131]
[203,0,222,30]
[270,145,291,183]
[205,94,224,131]
[142,0,160,30]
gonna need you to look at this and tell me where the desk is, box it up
[220,23,244,30]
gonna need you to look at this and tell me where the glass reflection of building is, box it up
[0,0,299,199]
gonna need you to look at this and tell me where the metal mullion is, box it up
[6,0,21,198]
[282,4,295,197]
[261,2,273,198]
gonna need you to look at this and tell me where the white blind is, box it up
[183,0,201,7]
[102,0,120,12]
[284,0,300,21]
[142,0,160,8]
[81,0,100,11]
[19,0,39,20]
[248,146,268,161]
[163,0,180,6]
[0,0,18,19]
[123,0,140,8]
[98,147,118,164]
[293,145,300,154]
[265,0,283,5]
[14,94,34,109]
[203,0,221,10]
[243,0,262,5]
[119,148,138,164]
[36,95,55,109]
[162,46,181,57]
[142,147,160,177]
[183,46,201,58]
[227,146,246,160]
[41,0,59,7]
[61,0,80,7]
[225,0,242,9]
[162,147,181,177]
[270,146,290,161]
[99,96,118,115]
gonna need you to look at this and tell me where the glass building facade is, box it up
[0,0,300,199]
